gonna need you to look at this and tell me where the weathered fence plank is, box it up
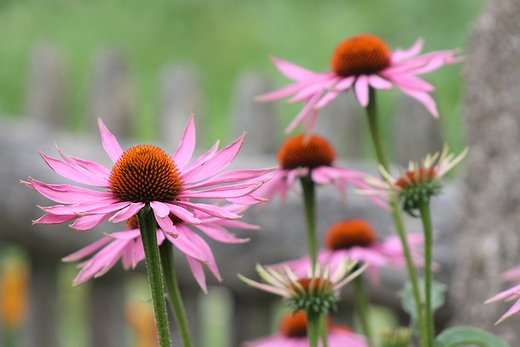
[450,0,520,343]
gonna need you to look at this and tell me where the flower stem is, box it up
[159,242,195,347]
[301,175,318,273]
[353,274,375,347]
[137,207,172,347]
[3,327,17,347]
[319,313,329,347]
[306,311,321,347]
[418,199,434,347]
[363,87,427,347]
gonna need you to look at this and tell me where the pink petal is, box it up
[391,38,424,62]
[150,201,171,218]
[29,178,113,204]
[39,151,107,187]
[69,213,112,231]
[175,200,241,219]
[98,118,124,163]
[33,213,78,225]
[182,134,245,184]
[196,224,250,244]
[62,237,112,262]
[165,226,208,262]
[285,92,321,134]
[164,203,201,224]
[368,75,393,90]
[270,56,321,81]
[185,167,276,190]
[185,255,208,293]
[109,202,145,223]
[354,75,369,107]
[172,114,196,170]
[398,87,439,117]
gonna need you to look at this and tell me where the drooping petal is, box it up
[69,213,112,231]
[353,75,369,107]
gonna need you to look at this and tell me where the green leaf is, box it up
[397,278,447,332]
[434,326,511,347]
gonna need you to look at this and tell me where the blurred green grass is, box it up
[0,0,482,149]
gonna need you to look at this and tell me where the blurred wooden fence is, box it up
[0,43,459,347]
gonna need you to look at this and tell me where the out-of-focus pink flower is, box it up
[243,310,368,347]
[258,34,462,134]
[359,144,467,215]
[63,204,258,292]
[270,219,425,283]
[255,133,387,208]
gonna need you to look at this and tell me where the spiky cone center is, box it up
[331,34,391,77]
[287,278,338,316]
[395,168,442,215]
[109,145,183,203]
[325,219,377,250]
[279,310,308,337]
[277,134,336,170]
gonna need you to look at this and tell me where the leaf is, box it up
[434,326,511,347]
[397,278,447,332]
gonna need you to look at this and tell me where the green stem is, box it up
[319,313,329,347]
[307,311,321,347]
[301,175,318,273]
[363,88,427,347]
[353,274,375,347]
[419,199,435,347]
[3,327,18,347]
[365,87,390,170]
[137,207,172,347]
[159,242,195,347]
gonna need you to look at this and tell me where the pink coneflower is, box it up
[485,265,520,324]
[63,204,258,292]
[22,115,274,234]
[270,219,425,283]
[243,310,368,347]
[360,144,468,215]
[258,34,462,134]
[255,133,386,208]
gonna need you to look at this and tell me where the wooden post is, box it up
[87,48,134,137]
[391,95,444,166]
[24,42,67,126]
[450,0,520,343]
[159,65,204,148]
[230,72,280,155]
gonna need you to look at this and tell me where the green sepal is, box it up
[434,326,511,347]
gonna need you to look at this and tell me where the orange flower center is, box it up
[279,310,308,337]
[325,219,377,250]
[277,134,336,170]
[331,34,391,77]
[109,145,183,203]
[395,168,436,189]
